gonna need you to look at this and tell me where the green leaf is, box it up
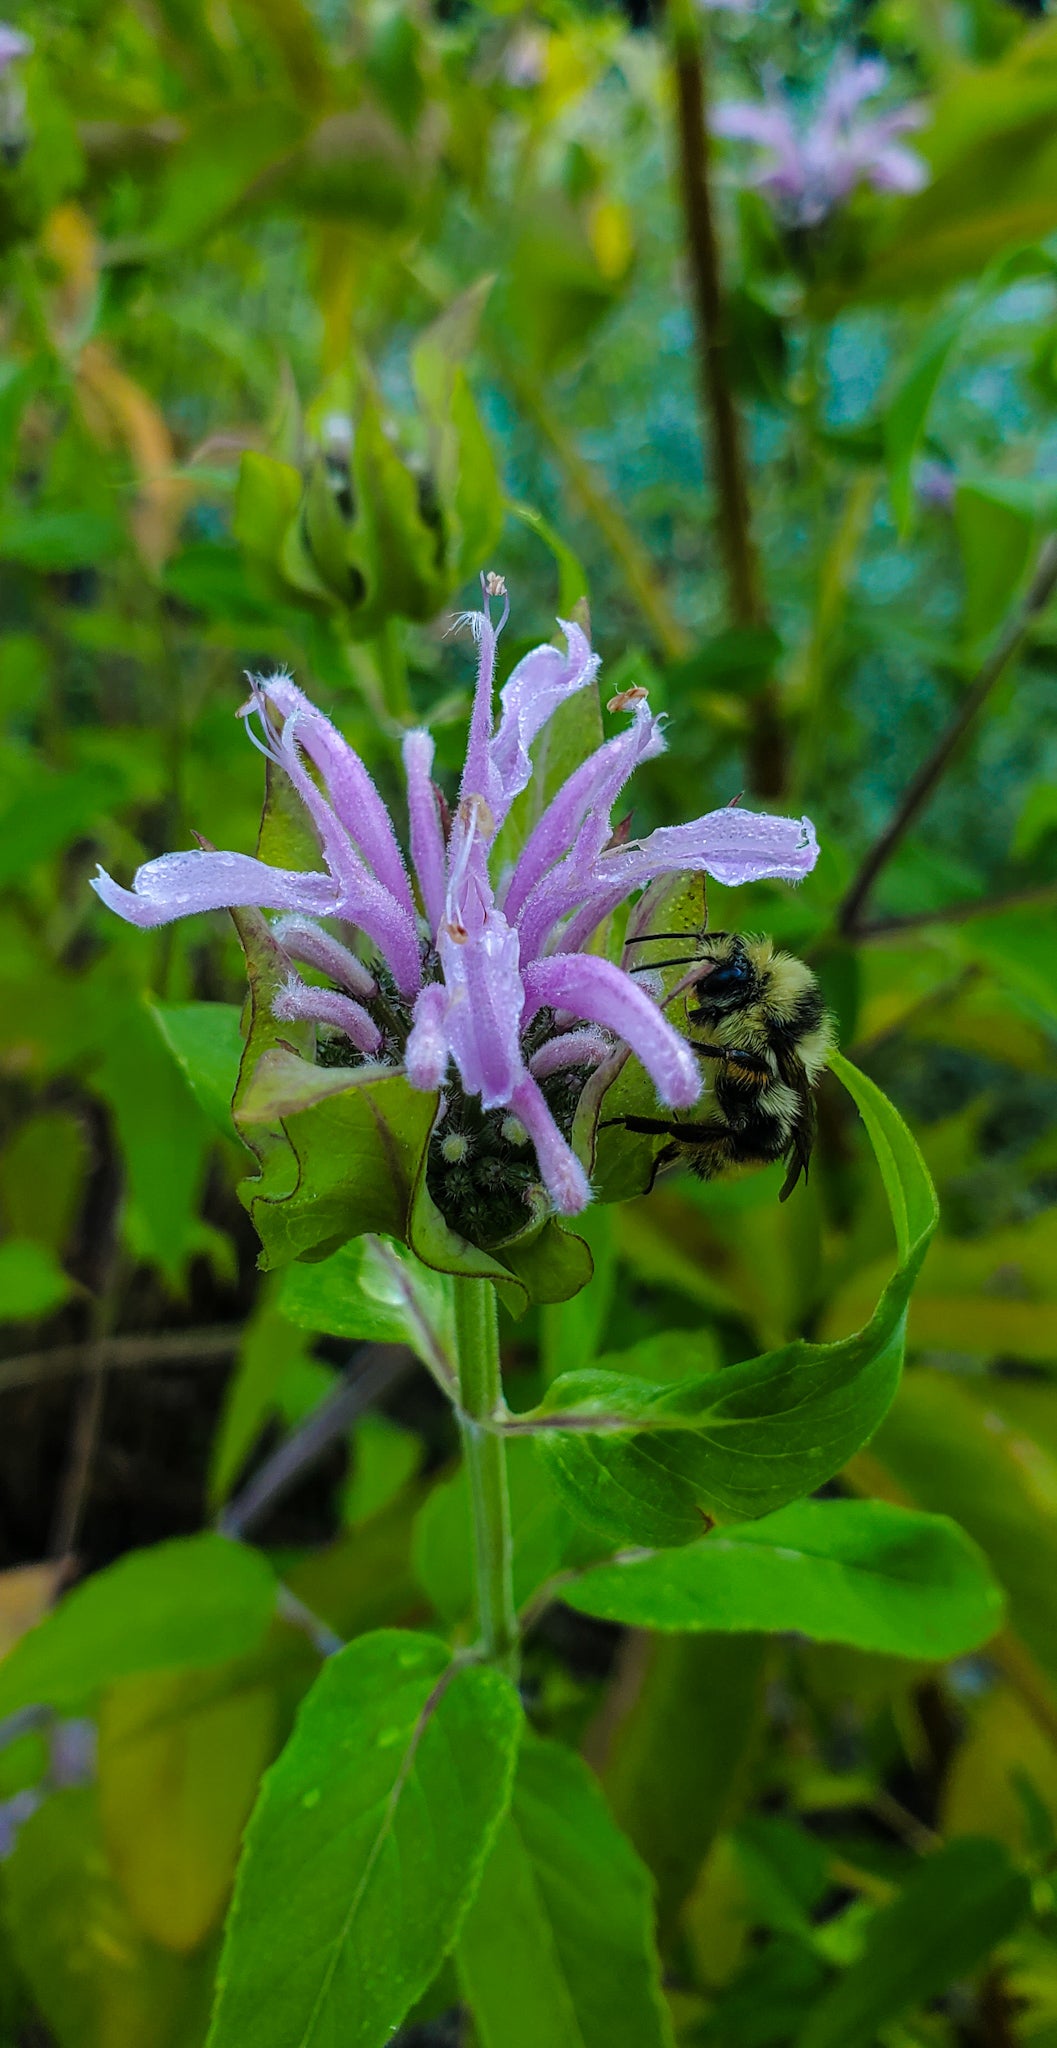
[207,1630,521,2048]
[605,1635,766,1944]
[0,765,124,887]
[561,1499,1004,1658]
[0,1536,277,1720]
[0,1110,89,1253]
[235,450,304,575]
[799,1837,1031,2048]
[0,508,124,570]
[413,1437,570,1624]
[955,480,1036,645]
[531,1057,937,1545]
[343,1414,421,1527]
[0,1237,75,1322]
[457,1732,674,2048]
[346,394,447,634]
[867,1368,1057,1689]
[885,303,965,532]
[94,996,216,1289]
[6,1789,216,2048]
[665,625,783,697]
[507,500,589,618]
[209,1285,318,1507]
[98,1665,278,1955]
[150,1001,244,1143]
[237,1047,439,1268]
[279,1232,456,1381]
[943,908,1057,1030]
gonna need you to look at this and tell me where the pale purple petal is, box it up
[820,53,887,126]
[866,142,928,194]
[458,612,501,818]
[91,851,337,929]
[260,676,415,918]
[266,715,422,995]
[403,729,447,935]
[532,807,819,958]
[712,101,798,152]
[503,703,663,927]
[438,868,525,1108]
[406,984,450,1091]
[529,1028,611,1080]
[508,1074,592,1216]
[273,975,382,1057]
[488,621,600,827]
[523,955,700,1110]
[271,915,377,999]
[0,23,30,67]
[622,811,819,887]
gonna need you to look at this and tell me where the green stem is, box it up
[452,1277,519,1680]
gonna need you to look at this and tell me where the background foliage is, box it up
[3,0,1057,2042]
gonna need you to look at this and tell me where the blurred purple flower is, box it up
[94,581,818,1219]
[713,53,928,228]
[915,458,956,511]
[0,22,30,69]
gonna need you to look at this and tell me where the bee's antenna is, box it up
[630,955,699,973]
[625,929,728,944]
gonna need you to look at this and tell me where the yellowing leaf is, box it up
[99,1668,278,1956]
[0,1563,65,1660]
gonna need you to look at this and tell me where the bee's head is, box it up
[690,932,763,1014]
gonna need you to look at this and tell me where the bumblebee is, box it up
[617,931,834,1200]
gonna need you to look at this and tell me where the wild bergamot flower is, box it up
[94,578,818,1228]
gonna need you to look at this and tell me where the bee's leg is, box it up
[607,1114,734,1143]
[688,1043,771,1083]
[601,1114,684,1137]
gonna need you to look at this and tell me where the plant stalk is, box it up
[452,1276,519,1679]
[667,0,788,797]
[838,531,1057,935]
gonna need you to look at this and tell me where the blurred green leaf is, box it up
[0,1237,76,1322]
[0,509,124,570]
[98,1664,278,1955]
[6,1789,216,2048]
[0,1110,88,1253]
[799,1837,1030,2048]
[955,480,1036,644]
[606,1634,766,1944]
[885,303,965,531]
[343,1413,421,1528]
[0,767,124,887]
[207,1631,521,2048]
[209,1285,317,1507]
[867,1368,1057,1690]
[94,998,216,1290]
[150,1000,243,1143]
[0,1536,277,1719]
[458,1733,675,2048]
[413,1437,571,1624]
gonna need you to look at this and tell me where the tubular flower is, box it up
[93,582,819,1225]
[713,53,928,229]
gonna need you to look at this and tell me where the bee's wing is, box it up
[775,1043,817,1202]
